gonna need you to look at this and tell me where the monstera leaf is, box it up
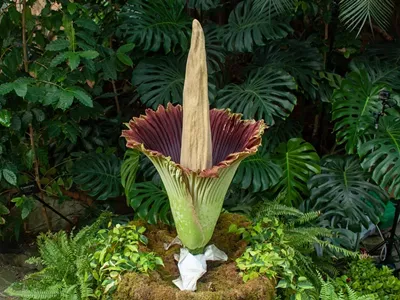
[72,153,122,200]
[121,149,140,201]
[262,118,302,153]
[254,40,323,100]
[216,66,296,124]
[188,0,220,10]
[203,24,226,74]
[128,182,172,225]
[233,152,282,192]
[359,116,400,199]
[118,0,191,53]
[308,156,387,230]
[332,70,386,154]
[350,58,400,94]
[272,138,320,206]
[223,0,293,52]
[132,55,216,109]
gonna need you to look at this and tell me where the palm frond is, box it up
[339,0,394,37]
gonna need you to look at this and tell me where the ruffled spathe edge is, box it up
[122,103,266,178]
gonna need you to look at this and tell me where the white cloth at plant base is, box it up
[172,244,228,291]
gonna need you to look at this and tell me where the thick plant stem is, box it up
[181,20,212,171]
[29,125,52,231]
[22,0,28,72]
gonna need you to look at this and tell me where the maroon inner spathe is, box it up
[123,104,262,167]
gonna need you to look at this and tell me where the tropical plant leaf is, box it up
[349,57,400,93]
[308,156,387,230]
[72,153,122,200]
[272,138,320,206]
[331,70,386,154]
[188,0,220,10]
[253,0,295,15]
[359,116,400,199]
[203,24,226,74]
[253,40,323,100]
[128,182,172,225]
[132,55,216,109]
[121,150,140,200]
[262,118,302,153]
[233,152,282,192]
[216,66,296,124]
[223,0,293,52]
[339,0,394,37]
[118,0,191,53]
[223,187,258,215]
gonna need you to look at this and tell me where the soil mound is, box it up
[114,213,275,300]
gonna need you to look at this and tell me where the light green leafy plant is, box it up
[89,223,163,298]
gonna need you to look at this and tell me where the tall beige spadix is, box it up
[180,20,212,171]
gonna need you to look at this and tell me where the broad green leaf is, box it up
[32,108,45,122]
[121,150,140,198]
[216,66,296,125]
[3,169,17,186]
[119,0,191,53]
[117,43,135,54]
[50,53,68,67]
[67,52,81,71]
[57,90,74,110]
[45,39,70,51]
[128,182,171,225]
[233,152,282,192]
[75,19,99,32]
[13,81,28,97]
[68,88,93,107]
[67,2,77,14]
[79,50,99,59]
[272,138,320,206]
[102,58,117,80]
[0,83,14,95]
[332,70,385,154]
[0,203,9,215]
[22,111,33,125]
[223,0,292,52]
[359,116,400,199]
[308,156,387,230]
[72,153,122,200]
[0,110,12,127]
[188,0,220,10]
[132,55,216,109]
[116,52,133,66]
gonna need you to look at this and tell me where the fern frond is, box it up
[315,240,359,259]
[294,211,320,225]
[5,283,62,299]
[257,202,304,219]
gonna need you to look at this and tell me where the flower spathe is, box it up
[122,103,265,251]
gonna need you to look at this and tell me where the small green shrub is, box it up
[336,258,400,300]
[89,223,163,297]
[231,203,359,299]
[5,214,163,300]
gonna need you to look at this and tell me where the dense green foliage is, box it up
[231,202,358,299]
[5,213,163,300]
[335,259,400,299]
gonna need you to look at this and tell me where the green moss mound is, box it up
[114,213,275,300]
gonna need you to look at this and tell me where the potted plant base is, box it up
[114,213,275,300]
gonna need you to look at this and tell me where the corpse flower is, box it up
[123,20,265,253]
